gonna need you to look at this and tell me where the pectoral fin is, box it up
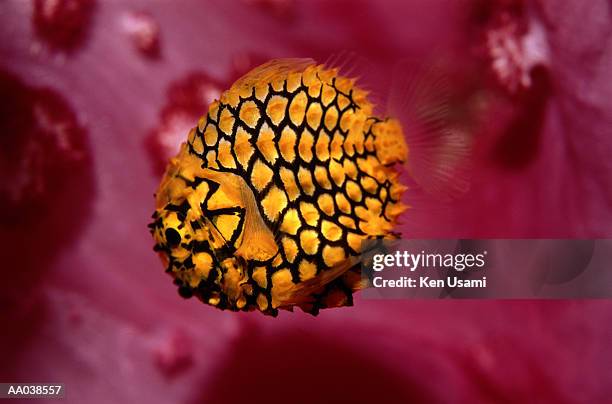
[198,168,278,262]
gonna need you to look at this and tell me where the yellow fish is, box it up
[149,58,409,316]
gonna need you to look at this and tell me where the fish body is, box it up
[150,59,408,316]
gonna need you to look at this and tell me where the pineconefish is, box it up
[149,58,411,316]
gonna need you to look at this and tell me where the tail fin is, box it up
[387,57,472,202]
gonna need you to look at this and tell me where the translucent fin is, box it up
[323,51,382,107]
[324,50,362,78]
[387,58,472,202]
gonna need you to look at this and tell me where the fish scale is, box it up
[150,59,408,316]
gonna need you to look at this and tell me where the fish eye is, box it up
[165,228,181,247]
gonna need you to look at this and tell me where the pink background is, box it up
[1,1,611,403]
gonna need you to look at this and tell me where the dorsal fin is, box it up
[231,58,315,91]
